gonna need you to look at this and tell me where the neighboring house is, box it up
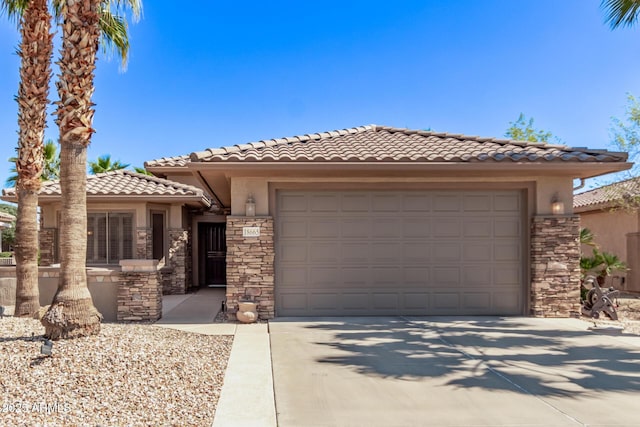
[1,125,631,320]
[574,177,640,292]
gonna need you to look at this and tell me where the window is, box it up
[87,212,133,264]
[151,212,165,260]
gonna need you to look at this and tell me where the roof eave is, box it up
[187,161,632,177]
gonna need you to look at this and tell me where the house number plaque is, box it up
[242,226,261,237]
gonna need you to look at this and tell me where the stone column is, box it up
[626,232,640,292]
[166,229,189,294]
[136,227,152,259]
[226,216,274,320]
[118,259,162,321]
[38,228,56,266]
[530,216,581,317]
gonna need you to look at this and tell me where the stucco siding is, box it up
[579,209,637,262]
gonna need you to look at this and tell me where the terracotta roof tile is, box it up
[2,170,212,206]
[144,154,190,168]
[144,125,628,168]
[186,125,628,164]
[574,177,640,209]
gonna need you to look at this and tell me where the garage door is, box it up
[275,190,524,316]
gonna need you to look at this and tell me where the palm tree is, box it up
[602,0,640,28]
[3,0,140,322]
[41,0,141,339]
[2,0,54,318]
[6,139,61,187]
[89,154,129,174]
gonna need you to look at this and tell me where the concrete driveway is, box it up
[270,317,640,427]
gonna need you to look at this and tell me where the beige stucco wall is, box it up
[579,209,637,262]
[40,201,183,229]
[229,175,574,217]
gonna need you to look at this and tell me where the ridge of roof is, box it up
[186,124,628,163]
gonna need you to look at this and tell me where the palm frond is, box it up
[602,0,640,29]
[0,0,29,24]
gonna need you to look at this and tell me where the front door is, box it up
[198,223,226,287]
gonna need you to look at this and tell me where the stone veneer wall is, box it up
[117,260,162,321]
[165,229,189,294]
[38,228,56,266]
[530,216,581,317]
[226,216,274,320]
[136,228,152,259]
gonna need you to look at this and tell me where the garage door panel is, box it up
[463,243,492,261]
[402,218,431,238]
[342,268,370,285]
[310,194,339,212]
[403,267,430,284]
[434,195,461,211]
[494,291,521,313]
[341,219,370,238]
[372,219,402,237]
[402,194,431,211]
[495,243,520,261]
[372,194,400,212]
[280,242,308,262]
[464,220,493,237]
[433,267,460,285]
[341,194,369,211]
[371,243,402,263]
[280,293,307,311]
[342,293,370,309]
[433,243,461,262]
[463,292,491,309]
[280,220,307,238]
[341,243,370,263]
[494,194,520,211]
[434,219,462,237]
[309,220,339,238]
[463,194,492,211]
[494,218,520,237]
[433,293,460,309]
[403,243,432,262]
[309,293,339,310]
[404,293,429,309]
[280,267,307,287]
[494,266,521,285]
[463,266,491,285]
[309,267,339,286]
[280,194,308,212]
[309,243,340,263]
[371,267,401,284]
[276,190,524,316]
[372,293,399,309]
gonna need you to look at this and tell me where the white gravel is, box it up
[0,317,233,426]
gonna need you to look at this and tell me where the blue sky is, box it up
[1,0,639,187]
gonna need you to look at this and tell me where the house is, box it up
[574,177,640,292]
[1,125,631,320]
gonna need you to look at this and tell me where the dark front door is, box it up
[198,222,226,287]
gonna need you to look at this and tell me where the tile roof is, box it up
[183,125,627,164]
[574,177,640,209]
[2,170,211,206]
[145,154,191,168]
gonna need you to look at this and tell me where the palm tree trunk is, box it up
[42,0,102,339]
[14,0,53,317]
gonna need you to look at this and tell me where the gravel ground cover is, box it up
[0,318,233,426]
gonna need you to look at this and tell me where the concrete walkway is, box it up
[156,289,276,427]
